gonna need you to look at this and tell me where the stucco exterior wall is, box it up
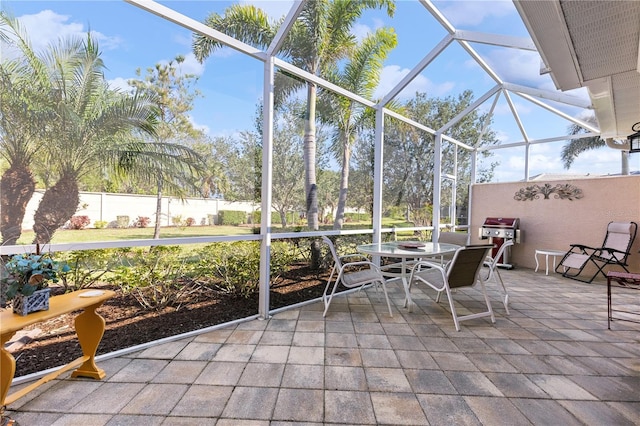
[470,175,640,274]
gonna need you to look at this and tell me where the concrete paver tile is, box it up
[120,384,188,415]
[272,388,324,422]
[220,386,279,420]
[324,390,376,424]
[370,392,428,425]
[170,384,233,417]
[417,394,481,426]
[194,361,245,386]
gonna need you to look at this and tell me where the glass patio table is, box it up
[357,241,460,311]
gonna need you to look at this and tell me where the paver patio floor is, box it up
[5,267,640,425]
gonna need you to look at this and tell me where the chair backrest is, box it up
[438,232,469,246]
[601,222,637,259]
[321,236,342,269]
[446,244,493,289]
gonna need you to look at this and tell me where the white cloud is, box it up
[179,52,206,76]
[108,77,134,93]
[16,10,121,54]
[188,116,210,135]
[375,65,455,100]
[352,23,373,42]
[437,0,516,27]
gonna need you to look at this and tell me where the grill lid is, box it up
[482,217,519,228]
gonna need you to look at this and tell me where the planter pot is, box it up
[13,288,51,316]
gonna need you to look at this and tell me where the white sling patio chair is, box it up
[556,221,638,283]
[321,236,393,317]
[407,244,495,331]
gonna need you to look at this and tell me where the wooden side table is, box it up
[1,289,115,411]
[534,249,565,275]
[607,271,640,329]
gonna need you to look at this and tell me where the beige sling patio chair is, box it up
[433,231,469,265]
[321,236,393,317]
[407,244,495,331]
[556,221,638,283]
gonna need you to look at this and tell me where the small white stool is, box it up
[534,249,565,275]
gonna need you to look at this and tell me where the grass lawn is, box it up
[15,225,253,245]
[13,218,417,245]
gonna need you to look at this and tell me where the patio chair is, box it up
[556,221,638,283]
[407,244,495,331]
[321,236,393,317]
[433,231,469,265]
[480,240,513,314]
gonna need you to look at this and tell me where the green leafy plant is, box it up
[93,220,108,229]
[1,252,70,298]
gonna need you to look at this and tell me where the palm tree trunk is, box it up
[153,176,163,239]
[333,139,351,230]
[304,82,322,269]
[1,165,35,245]
[304,82,319,231]
[32,173,79,244]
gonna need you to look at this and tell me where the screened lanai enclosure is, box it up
[1,0,639,324]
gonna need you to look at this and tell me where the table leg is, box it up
[401,258,414,312]
[607,277,612,330]
[71,303,106,379]
[545,254,550,275]
[534,252,540,272]
[1,332,17,408]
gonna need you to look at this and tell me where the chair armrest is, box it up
[409,260,445,274]
[569,244,597,251]
[342,260,382,272]
[339,253,369,262]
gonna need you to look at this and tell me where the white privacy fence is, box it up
[20,191,259,230]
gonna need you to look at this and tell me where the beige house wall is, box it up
[469,175,640,275]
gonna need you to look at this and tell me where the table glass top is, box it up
[357,241,460,257]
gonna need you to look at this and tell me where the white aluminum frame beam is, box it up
[453,30,537,51]
[125,0,266,61]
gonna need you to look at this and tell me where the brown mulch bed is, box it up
[9,264,329,377]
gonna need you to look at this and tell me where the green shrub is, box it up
[58,249,117,291]
[93,220,107,229]
[194,241,298,297]
[116,215,130,228]
[109,246,195,310]
[251,210,261,225]
[218,210,246,226]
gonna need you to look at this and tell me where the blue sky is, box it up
[2,0,638,181]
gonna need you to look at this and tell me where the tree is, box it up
[28,33,164,243]
[562,115,629,174]
[383,91,498,226]
[128,56,206,238]
[320,27,396,229]
[0,12,54,244]
[192,0,395,233]
[270,101,306,227]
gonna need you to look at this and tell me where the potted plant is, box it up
[1,250,70,315]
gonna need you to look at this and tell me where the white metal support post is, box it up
[432,132,443,242]
[258,56,275,320]
[372,108,385,245]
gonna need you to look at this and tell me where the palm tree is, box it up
[29,34,162,243]
[192,0,395,232]
[562,115,629,174]
[0,13,54,244]
[320,27,397,229]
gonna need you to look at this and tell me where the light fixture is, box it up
[629,122,640,153]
